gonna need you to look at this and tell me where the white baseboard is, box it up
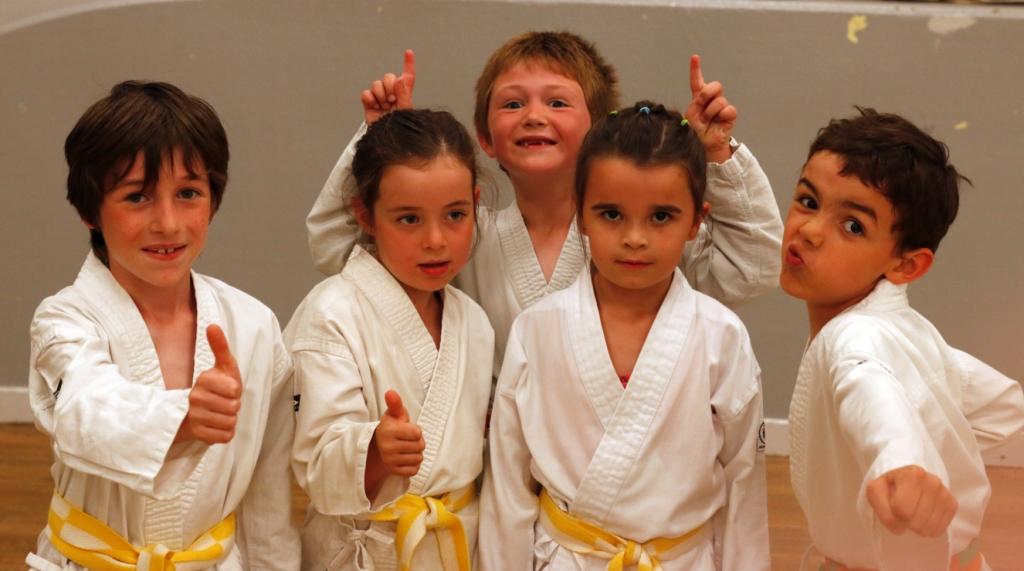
[0,386,33,423]
[764,417,1024,468]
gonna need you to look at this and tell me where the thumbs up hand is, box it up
[371,390,425,478]
[177,324,243,445]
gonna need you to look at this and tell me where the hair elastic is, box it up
[680,118,689,127]
[609,110,618,116]
[639,106,651,115]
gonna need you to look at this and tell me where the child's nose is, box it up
[522,101,548,126]
[623,222,648,248]
[798,216,825,246]
[422,221,447,249]
[150,198,181,234]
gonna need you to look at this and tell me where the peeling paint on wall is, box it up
[928,16,977,35]
[847,14,868,44]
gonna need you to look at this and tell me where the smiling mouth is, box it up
[516,137,556,148]
[144,246,185,256]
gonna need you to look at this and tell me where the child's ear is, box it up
[885,247,934,285]
[687,201,711,241]
[82,218,96,230]
[476,128,496,159]
[473,186,481,204]
[350,197,375,236]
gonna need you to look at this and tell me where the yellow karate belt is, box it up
[367,484,475,571]
[46,490,235,571]
[539,489,707,571]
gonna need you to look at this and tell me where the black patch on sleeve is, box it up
[53,379,63,400]
[292,394,301,412]
[757,421,766,452]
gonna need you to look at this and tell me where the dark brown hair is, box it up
[809,107,968,253]
[575,100,707,215]
[65,80,229,263]
[474,31,619,145]
[351,108,479,216]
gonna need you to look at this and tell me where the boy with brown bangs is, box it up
[782,108,1024,570]
[26,81,299,570]
[306,31,783,365]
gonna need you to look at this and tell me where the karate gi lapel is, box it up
[569,268,696,525]
[74,252,220,389]
[496,204,587,309]
[346,246,460,494]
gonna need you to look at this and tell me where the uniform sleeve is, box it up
[236,326,301,570]
[682,143,783,307]
[830,355,951,570]
[306,122,368,276]
[952,348,1024,451]
[28,304,196,499]
[290,334,407,516]
[709,328,769,571]
[478,325,539,571]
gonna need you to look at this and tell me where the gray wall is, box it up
[2,0,1022,420]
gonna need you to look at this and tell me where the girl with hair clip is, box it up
[479,102,769,571]
[285,109,495,571]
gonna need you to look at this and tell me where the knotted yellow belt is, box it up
[367,484,475,571]
[46,490,235,571]
[539,489,707,571]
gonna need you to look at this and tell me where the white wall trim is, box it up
[0,386,33,423]
[764,417,1024,468]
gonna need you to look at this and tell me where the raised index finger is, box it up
[402,49,416,92]
[689,54,705,96]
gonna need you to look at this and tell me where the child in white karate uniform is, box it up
[479,102,769,570]
[306,33,783,367]
[26,81,299,570]
[780,108,1024,570]
[286,109,494,571]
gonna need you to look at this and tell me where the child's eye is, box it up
[797,195,818,210]
[842,219,865,236]
[447,210,468,222]
[651,211,673,224]
[600,210,622,221]
[398,215,419,225]
[549,99,569,108]
[502,100,523,110]
[124,192,147,204]
[179,188,202,199]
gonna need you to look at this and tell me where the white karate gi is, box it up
[479,268,769,571]
[788,279,1024,570]
[26,252,300,571]
[305,124,783,366]
[286,246,495,571]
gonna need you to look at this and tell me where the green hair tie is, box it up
[609,110,619,116]
[680,118,689,128]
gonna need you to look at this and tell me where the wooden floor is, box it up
[2,423,1021,569]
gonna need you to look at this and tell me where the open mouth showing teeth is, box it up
[517,139,555,147]
[146,247,183,255]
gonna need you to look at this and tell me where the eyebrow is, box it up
[840,200,878,222]
[798,177,877,222]
[590,202,684,213]
[386,199,473,213]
